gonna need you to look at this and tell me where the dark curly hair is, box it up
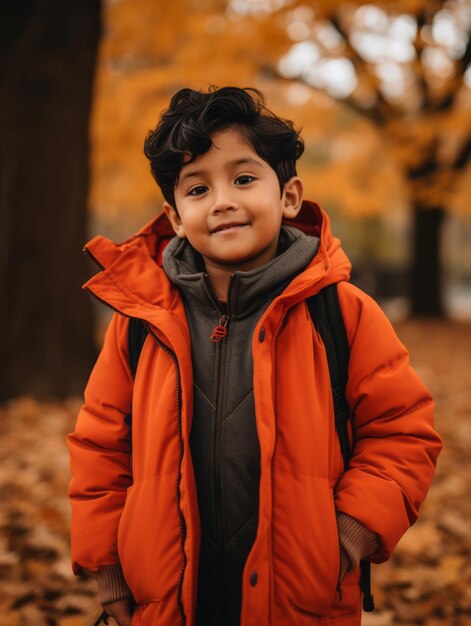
[143,85,304,207]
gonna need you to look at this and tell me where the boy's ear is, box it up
[281,176,304,219]
[163,201,186,238]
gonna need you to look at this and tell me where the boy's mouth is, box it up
[211,221,250,234]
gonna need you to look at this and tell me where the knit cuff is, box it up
[91,564,132,604]
[337,512,379,571]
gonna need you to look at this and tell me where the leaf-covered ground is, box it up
[0,320,470,626]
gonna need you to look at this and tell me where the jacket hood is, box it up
[82,200,352,317]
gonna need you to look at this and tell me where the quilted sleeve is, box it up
[334,282,443,562]
[67,312,133,574]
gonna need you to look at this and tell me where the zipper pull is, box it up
[210,314,230,342]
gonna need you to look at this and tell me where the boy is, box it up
[68,86,442,626]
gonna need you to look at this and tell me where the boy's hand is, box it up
[102,598,134,626]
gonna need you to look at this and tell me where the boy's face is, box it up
[163,126,303,274]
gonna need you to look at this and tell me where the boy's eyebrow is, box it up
[178,157,264,184]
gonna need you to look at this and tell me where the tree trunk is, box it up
[410,205,445,317]
[0,0,101,400]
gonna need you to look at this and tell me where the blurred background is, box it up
[0,0,470,625]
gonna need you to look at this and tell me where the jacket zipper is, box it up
[145,323,187,626]
[214,321,229,547]
[202,275,234,548]
[84,279,187,625]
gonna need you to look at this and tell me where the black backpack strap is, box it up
[306,282,375,613]
[125,317,149,428]
[360,559,375,611]
[128,317,149,378]
[306,283,351,470]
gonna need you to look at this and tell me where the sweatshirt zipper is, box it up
[202,275,234,548]
[214,323,229,547]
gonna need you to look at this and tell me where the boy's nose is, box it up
[210,189,240,215]
[207,184,240,215]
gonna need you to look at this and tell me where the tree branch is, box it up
[261,64,386,124]
[411,8,432,110]
[431,27,471,112]
[328,12,394,125]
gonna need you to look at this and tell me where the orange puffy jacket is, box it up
[68,201,442,626]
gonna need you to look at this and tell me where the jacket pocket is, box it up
[271,474,340,617]
[117,474,182,604]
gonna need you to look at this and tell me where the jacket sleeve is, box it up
[67,312,133,575]
[334,282,442,563]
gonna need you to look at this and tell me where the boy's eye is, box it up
[188,185,208,196]
[235,175,255,185]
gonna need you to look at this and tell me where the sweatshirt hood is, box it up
[82,200,352,317]
[162,225,319,319]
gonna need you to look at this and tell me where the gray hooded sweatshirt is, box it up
[163,225,319,626]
